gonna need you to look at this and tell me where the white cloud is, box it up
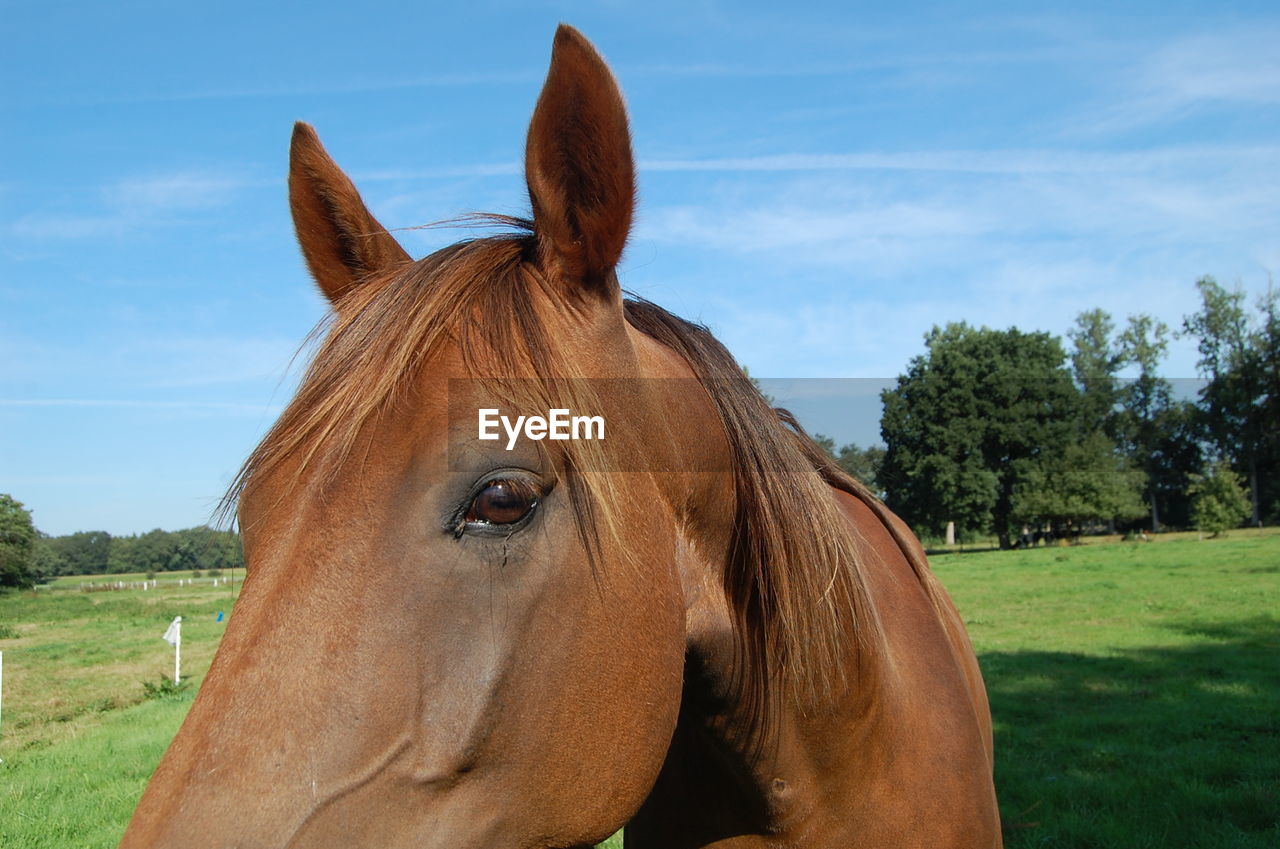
[133,335,306,389]
[641,148,1262,176]
[1074,24,1280,133]
[87,70,543,105]
[357,163,520,182]
[109,174,244,212]
[11,213,127,240]
[622,139,1278,382]
[1141,28,1280,106]
[77,44,1079,106]
[350,145,1280,183]
[636,143,1279,264]
[11,171,250,241]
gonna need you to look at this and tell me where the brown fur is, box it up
[122,24,999,849]
[289,123,411,302]
[225,234,883,751]
[526,26,635,291]
[622,299,884,744]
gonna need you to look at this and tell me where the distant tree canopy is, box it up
[1,494,38,588]
[31,526,243,579]
[880,323,1087,549]
[1068,308,1126,438]
[874,277,1276,544]
[1069,308,1202,531]
[46,530,111,576]
[813,435,886,499]
[880,322,1152,548]
[1012,430,1146,535]
[1188,460,1251,537]
[1182,277,1280,525]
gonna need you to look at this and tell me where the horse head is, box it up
[121,24,999,849]
[122,25,711,848]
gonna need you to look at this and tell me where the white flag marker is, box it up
[162,616,182,683]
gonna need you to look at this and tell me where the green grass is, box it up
[1,533,1276,847]
[0,579,235,754]
[1,695,192,849]
[1,577,235,848]
[933,529,1280,848]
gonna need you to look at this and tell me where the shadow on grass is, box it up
[985,616,1279,848]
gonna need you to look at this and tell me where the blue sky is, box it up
[3,1,1278,535]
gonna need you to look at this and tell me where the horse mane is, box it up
[224,218,617,562]
[224,219,899,736]
[776,406,946,601]
[622,298,884,733]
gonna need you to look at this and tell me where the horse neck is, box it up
[627,482,895,848]
[630,336,853,697]
[627,330,999,844]
[633,462,1000,846]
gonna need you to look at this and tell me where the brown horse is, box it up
[121,25,1000,849]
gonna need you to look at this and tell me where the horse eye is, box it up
[465,479,538,526]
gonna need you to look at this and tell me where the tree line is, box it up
[0,497,242,589]
[817,277,1274,548]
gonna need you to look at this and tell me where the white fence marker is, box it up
[162,616,182,683]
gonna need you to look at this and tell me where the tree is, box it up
[813,435,886,498]
[1013,431,1146,537]
[835,443,886,498]
[742,366,776,405]
[103,526,245,573]
[880,323,1079,548]
[29,534,65,583]
[1252,283,1280,521]
[48,530,112,575]
[812,433,837,457]
[1068,308,1125,438]
[1188,460,1250,537]
[118,529,188,573]
[177,526,244,572]
[0,494,37,589]
[1141,400,1204,529]
[106,534,138,574]
[1068,309,1188,532]
[1116,313,1175,531]
[1182,277,1274,525]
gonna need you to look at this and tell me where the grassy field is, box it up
[0,575,235,848]
[932,529,1279,848]
[0,533,1275,847]
[0,573,236,752]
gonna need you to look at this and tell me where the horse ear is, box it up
[525,25,635,294]
[288,122,411,304]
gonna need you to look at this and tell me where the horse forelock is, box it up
[221,217,622,564]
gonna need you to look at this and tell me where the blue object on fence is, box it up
[216,611,224,622]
